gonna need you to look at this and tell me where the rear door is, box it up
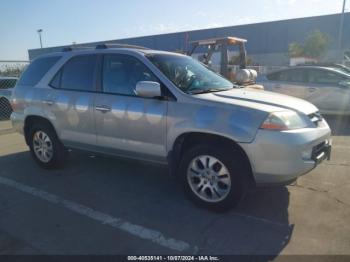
[305,68,350,114]
[46,54,98,148]
[265,69,309,99]
[94,54,168,162]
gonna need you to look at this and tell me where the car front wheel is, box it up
[179,145,248,210]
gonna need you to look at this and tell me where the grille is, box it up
[311,141,328,161]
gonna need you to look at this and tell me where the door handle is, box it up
[43,100,54,106]
[95,105,111,113]
[308,87,317,92]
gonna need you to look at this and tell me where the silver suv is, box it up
[11,45,331,210]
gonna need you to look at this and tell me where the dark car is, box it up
[0,76,18,120]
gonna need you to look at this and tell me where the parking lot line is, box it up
[0,176,193,252]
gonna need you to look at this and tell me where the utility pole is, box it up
[37,29,43,48]
[337,0,346,54]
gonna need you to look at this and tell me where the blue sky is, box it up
[0,0,347,60]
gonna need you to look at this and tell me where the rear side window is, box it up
[18,56,61,86]
[284,69,306,82]
[54,55,97,91]
[267,71,286,81]
[306,69,346,85]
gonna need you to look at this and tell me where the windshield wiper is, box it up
[187,88,232,95]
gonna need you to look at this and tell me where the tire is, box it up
[0,98,12,120]
[28,122,65,169]
[179,144,249,211]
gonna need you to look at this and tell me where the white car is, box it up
[257,66,350,115]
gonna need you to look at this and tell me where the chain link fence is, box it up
[0,61,29,134]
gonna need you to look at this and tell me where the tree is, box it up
[0,64,27,77]
[288,42,304,57]
[303,30,330,58]
[288,30,330,59]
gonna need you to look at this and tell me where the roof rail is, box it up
[61,46,94,52]
[61,43,150,52]
[95,43,150,50]
[62,47,73,52]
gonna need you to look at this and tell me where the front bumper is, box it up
[240,119,331,186]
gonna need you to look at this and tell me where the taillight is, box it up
[10,98,22,111]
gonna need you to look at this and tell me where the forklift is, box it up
[188,36,263,89]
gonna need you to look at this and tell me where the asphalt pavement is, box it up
[0,115,349,258]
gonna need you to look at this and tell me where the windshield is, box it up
[146,54,234,94]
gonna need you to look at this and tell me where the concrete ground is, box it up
[0,115,349,259]
[0,120,12,135]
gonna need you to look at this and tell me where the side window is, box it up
[266,71,280,81]
[307,69,345,85]
[267,71,288,81]
[18,56,61,86]
[267,69,306,82]
[285,69,306,82]
[102,54,158,96]
[59,55,97,91]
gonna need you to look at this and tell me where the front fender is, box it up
[166,101,267,153]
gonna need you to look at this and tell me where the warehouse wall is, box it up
[28,13,350,65]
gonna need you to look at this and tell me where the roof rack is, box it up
[61,46,94,52]
[95,43,150,50]
[61,43,150,52]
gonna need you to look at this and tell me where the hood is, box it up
[197,87,318,115]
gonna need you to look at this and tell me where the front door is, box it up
[305,68,350,114]
[267,68,309,99]
[94,54,168,163]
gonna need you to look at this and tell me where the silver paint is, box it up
[67,109,80,127]
[111,100,127,119]
[24,90,34,103]
[127,102,144,121]
[145,102,165,124]
[75,96,90,113]
[11,48,332,186]
[56,94,70,111]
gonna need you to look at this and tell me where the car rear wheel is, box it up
[28,123,65,169]
[179,145,248,211]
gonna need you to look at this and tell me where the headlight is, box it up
[260,111,309,130]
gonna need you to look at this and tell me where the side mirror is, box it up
[135,81,161,98]
[339,80,350,88]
